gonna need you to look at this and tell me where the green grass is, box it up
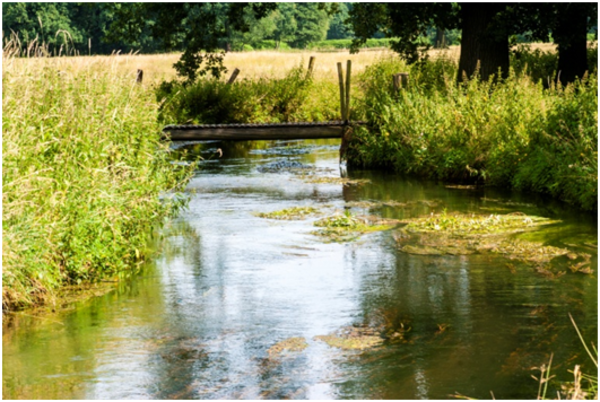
[2,57,193,311]
[347,51,598,211]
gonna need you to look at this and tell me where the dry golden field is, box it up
[5,43,564,86]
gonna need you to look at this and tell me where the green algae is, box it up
[403,210,560,237]
[255,206,320,220]
[346,199,442,210]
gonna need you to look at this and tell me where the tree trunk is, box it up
[434,28,447,49]
[554,3,589,85]
[457,3,509,82]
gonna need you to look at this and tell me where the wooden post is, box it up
[345,60,352,121]
[337,62,346,122]
[393,72,409,93]
[227,68,240,84]
[306,56,316,78]
[136,69,143,84]
[400,72,409,88]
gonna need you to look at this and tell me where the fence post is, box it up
[393,72,409,93]
[345,60,352,121]
[227,68,240,85]
[306,56,316,79]
[136,69,143,84]
[337,62,346,122]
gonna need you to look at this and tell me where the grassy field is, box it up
[9,42,560,83]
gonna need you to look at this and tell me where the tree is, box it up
[271,3,297,49]
[349,2,596,83]
[291,3,330,49]
[2,2,83,52]
[327,3,353,40]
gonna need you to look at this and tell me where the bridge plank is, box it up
[163,122,365,141]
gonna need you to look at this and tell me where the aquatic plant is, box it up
[255,206,320,220]
[312,210,398,242]
[267,337,308,358]
[314,325,384,350]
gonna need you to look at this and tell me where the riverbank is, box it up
[2,55,194,312]
[346,46,598,211]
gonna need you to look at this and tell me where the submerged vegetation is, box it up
[255,206,320,220]
[394,211,593,278]
[2,55,193,312]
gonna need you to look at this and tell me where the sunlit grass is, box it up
[2,53,193,311]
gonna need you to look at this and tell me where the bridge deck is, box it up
[162,121,365,141]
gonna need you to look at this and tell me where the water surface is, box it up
[3,139,597,399]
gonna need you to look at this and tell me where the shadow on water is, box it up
[3,139,597,399]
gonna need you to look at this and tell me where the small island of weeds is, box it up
[395,211,593,278]
[312,211,399,242]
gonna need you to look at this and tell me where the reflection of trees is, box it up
[336,236,598,399]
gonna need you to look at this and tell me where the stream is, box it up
[3,139,598,399]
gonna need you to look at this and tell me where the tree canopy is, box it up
[349,2,597,83]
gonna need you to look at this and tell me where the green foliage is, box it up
[308,38,395,50]
[156,64,339,124]
[326,2,354,40]
[347,56,597,210]
[291,3,330,49]
[2,58,194,311]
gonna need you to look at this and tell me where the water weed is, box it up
[255,206,320,220]
[312,210,397,242]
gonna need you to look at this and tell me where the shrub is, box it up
[156,64,340,124]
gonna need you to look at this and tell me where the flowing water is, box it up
[3,139,598,399]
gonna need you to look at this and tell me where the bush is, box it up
[156,64,340,124]
[347,57,597,210]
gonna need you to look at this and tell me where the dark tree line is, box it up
[349,3,597,84]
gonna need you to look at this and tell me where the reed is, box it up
[2,52,193,311]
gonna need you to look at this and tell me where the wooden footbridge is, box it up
[162,120,365,141]
[159,59,389,148]
[160,59,407,152]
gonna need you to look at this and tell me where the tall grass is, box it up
[347,52,598,210]
[2,53,193,311]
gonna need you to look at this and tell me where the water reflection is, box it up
[3,139,597,400]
